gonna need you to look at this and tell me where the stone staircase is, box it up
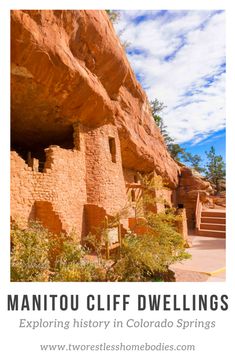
[197,209,226,238]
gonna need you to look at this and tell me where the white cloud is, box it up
[115,10,225,144]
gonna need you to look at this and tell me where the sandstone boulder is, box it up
[177,167,213,228]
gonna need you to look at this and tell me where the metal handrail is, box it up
[195,192,202,230]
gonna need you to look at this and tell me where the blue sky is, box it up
[181,128,226,165]
[115,10,225,162]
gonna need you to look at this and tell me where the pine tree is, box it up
[150,99,173,144]
[150,99,209,171]
[105,10,120,24]
[181,153,205,174]
[167,144,185,161]
[205,146,225,193]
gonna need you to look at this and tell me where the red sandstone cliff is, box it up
[11,10,213,235]
[11,10,180,187]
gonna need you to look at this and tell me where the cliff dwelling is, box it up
[10,10,215,247]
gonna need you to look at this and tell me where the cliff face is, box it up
[177,167,213,228]
[11,10,180,187]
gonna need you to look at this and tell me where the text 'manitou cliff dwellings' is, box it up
[10,10,212,239]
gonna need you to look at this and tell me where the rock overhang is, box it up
[11,9,180,187]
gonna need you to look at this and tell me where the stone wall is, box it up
[10,10,212,236]
[155,188,174,213]
[11,10,181,189]
[84,123,127,214]
[11,122,130,238]
[177,167,212,229]
[11,144,87,239]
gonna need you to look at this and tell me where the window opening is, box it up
[108,137,116,163]
[131,189,136,202]
[134,174,138,183]
[11,125,75,173]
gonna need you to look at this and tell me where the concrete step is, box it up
[201,216,226,224]
[200,223,226,231]
[201,211,226,218]
[197,229,226,238]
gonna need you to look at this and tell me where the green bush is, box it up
[52,262,106,282]
[107,213,190,282]
[11,222,50,282]
[107,234,159,281]
[52,236,106,282]
[105,173,190,282]
[11,184,190,282]
[11,222,106,282]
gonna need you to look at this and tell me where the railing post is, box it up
[195,192,202,231]
[118,222,122,248]
[104,216,109,260]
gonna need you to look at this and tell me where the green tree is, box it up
[150,99,209,170]
[105,11,131,50]
[150,99,188,161]
[150,99,166,125]
[105,10,120,24]
[205,146,225,193]
[181,152,205,174]
[150,99,167,135]
[150,99,174,146]
[167,143,186,161]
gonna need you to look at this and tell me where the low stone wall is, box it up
[11,145,87,238]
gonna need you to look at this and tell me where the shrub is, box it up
[11,222,50,282]
[11,172,190,283]
[52,236,106,282]
[107,234,159,281]
[52,262,106,282]
[11,221,106,282]
[146,211,190,268]
[107,212,190,282]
